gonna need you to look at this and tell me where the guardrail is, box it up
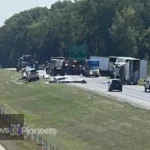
[0,109,59,150]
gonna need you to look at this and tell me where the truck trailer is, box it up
[113,57,147,85]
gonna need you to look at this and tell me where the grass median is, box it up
[1,69,150,150]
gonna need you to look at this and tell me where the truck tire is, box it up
[46,68,49,74]
[16,66,19,72]
[28,79,31,82]
[61,73,65,76]
[133,82,138,85]
[85,73,87,77]
[108,88,112,92]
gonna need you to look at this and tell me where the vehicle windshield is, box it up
[30,69,36,73]
[112,80,120,84]
[90,66,99,70]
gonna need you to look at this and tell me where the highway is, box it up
[68,75,150,110]
[6,68,150,110]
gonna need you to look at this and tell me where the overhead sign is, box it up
[69,45,87,60]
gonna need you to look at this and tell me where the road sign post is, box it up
[69,45,87,60]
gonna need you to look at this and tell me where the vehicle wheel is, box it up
[46,68,49,74]
[120,89,122,92]
[51,72,55,76]
[37,77,40,80]
[110,75,114,79]
[28,79,31,82]
[108,88,112,92]
[81,80,86,84]
[133,82,138,85]
[16,66,19,72]
[95,75,99,77]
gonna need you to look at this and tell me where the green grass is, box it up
[1,69,150,150]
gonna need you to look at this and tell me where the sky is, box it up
[0,0,58,27]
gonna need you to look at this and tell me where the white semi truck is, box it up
[114,57,147,85]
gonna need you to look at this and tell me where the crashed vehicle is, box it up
[22,66,32,79]
[26,68,40,82]
[46,58,65,76]
[49,76,86,83]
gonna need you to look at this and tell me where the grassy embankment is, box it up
[1,70,150,150]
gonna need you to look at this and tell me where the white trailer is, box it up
[114,57,147,84]
[140,59,147,79]
[89,56,109,76]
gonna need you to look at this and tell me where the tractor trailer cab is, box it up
[46,58,66,76]
[16,55,33,72]
[84,60,100,77]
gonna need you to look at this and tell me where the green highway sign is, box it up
[69,45,87,60]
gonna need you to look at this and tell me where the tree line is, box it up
[0,0,150,67]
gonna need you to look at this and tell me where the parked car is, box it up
[108,79,122,92]
[26,68,39,82]
[144,78,150,92]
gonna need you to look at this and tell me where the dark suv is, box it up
[108,79,122,92]
[144,79,150,92]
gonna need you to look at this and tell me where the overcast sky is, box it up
[0,0,58,27]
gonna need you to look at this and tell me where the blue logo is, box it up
[9,124,22,135]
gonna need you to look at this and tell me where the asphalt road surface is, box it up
[36,70,150,110]
[68,75,150,110]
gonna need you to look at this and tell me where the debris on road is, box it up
[45,76,87,84]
